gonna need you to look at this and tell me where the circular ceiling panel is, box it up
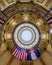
[13,23,40,49]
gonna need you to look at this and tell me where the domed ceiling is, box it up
[0,0,52,65]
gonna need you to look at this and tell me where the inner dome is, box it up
[14,23,40,49]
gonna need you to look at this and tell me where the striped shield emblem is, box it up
[47,17,52,24]
[0,18,5,24]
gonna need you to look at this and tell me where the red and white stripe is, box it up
[20,49,26,60]
[12,49,17,56]
[14,50,19,57]
[47,19,52,24]
[12,49,26,60]
[17,50,21,59]
[0,19,4,24]
[15,50,19,58]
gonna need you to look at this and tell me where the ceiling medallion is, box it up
[1,2,51,60]
[13,23,40,49]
